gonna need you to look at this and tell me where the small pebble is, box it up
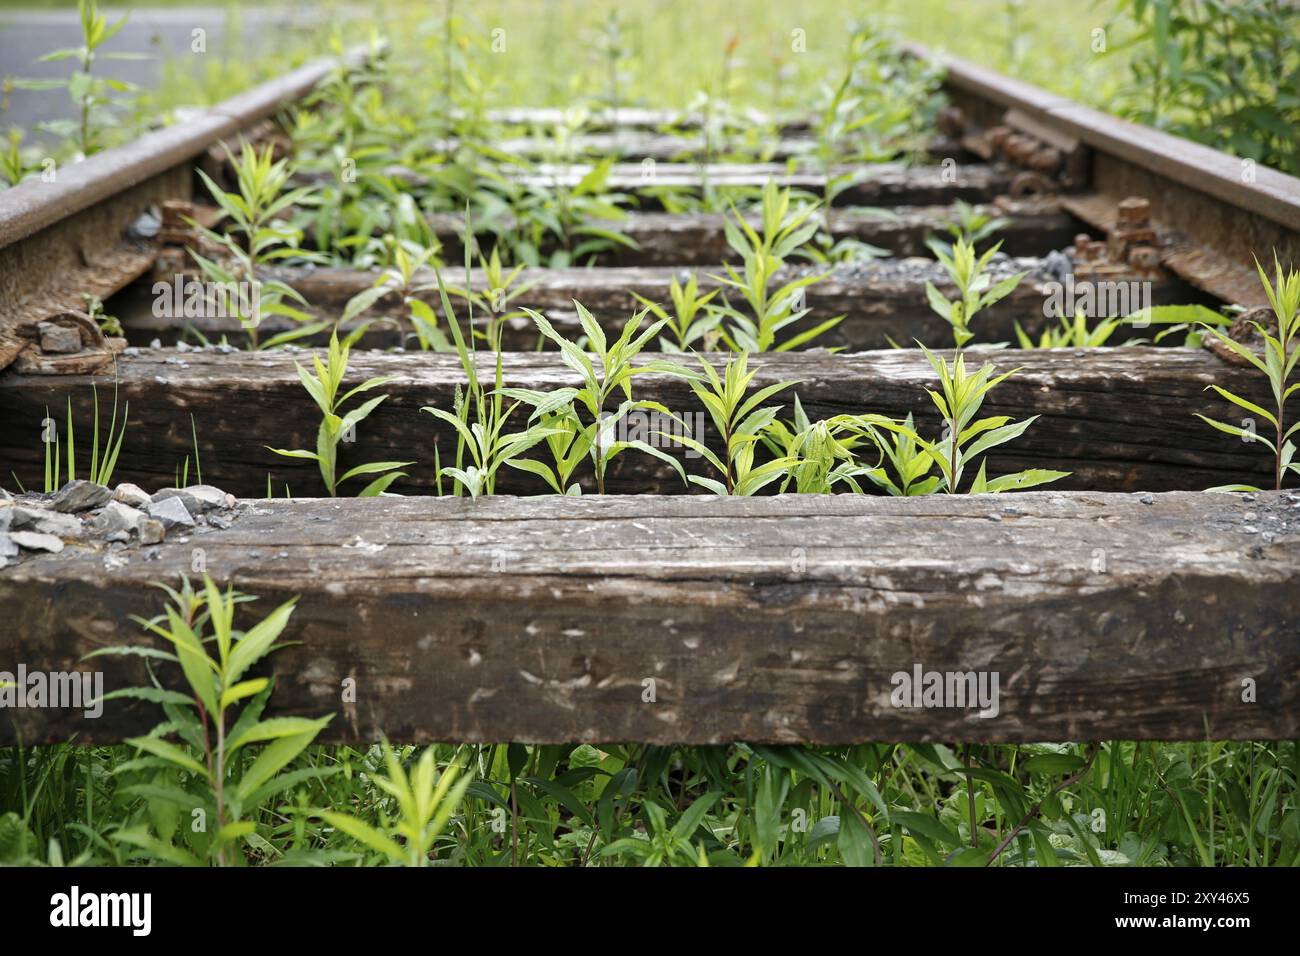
[50,479,111,513]
[113,482,151,509]
[139,518,165,546]
[91,501,143,535]
[152,485,229,514]
[146,495,195,529]
[9,530,63,553]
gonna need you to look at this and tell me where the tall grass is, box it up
[2,739,1296,866]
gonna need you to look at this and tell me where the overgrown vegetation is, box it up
[1,1,1296,873]
[1107,0,1300,176]
[11,0,138,157]
[267,328,412,496]
[9,382,128,495]
[1198,256,1300,492]
[925,237,1026,348]
[3,712,1296,866]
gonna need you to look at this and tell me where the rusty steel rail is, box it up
[913,44,1300,308]
[0,44,375,374]
[3,41,1298,372]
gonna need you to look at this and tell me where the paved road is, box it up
[0,5,321,135]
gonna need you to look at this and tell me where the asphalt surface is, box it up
[0,6,320,134]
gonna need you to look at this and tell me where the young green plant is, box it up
[665,352,799,496]
[631,271,721,352]
[1196,255,1300,491]
[89,576,333,866]
[36,383,128,493]
[339,237,453,352]
[857,413,941,496]
[711,180,844,352]
[267,328,412,496]
[15,0,139,156]
[760,397,887,494]
[318,743,471,867]
[503,304,692,495]
[197,142,319,264]
[916,344,1069,494]
[925,237,1025,347]
[420,265,562,498]
[933,200,1011,256]
[445,246,537,351]
[190,141,325,349]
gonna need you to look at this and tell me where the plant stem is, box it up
[985,744,1098,866]
[947,408,959,494]
[724,420,735,494]
[964,745,978,847]
[823,776,882,865]
[78,49,92,155]
[510,777,519,867]
[1277,312,1293,491]
[444,0,455,106]
[215,713,227,866]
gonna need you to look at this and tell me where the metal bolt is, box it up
[1128,245,1161,270]
[936,106,966,138]
[1117,196,1150,226]
[1029,146,1062,174]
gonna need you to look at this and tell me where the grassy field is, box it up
[0,0,1128,109]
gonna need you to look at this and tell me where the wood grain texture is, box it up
[516,162,1013,207]
[478,106,810,133]
[427,200,1081,267]
[0,347,1275,497]
[120,259,1207,354]
[2,491,1297,745]
[491,132,824,162]
[304,162,1015,208]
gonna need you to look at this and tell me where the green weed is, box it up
[1197,255,1300,491]
[267,329,413,496]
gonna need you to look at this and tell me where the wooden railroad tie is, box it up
[3,492,1297,746]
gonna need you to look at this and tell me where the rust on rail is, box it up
[0,45,377,374]
[914,44,1300,308]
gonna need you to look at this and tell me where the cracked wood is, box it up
[0,347,1274,497]
[2,491,1297,745]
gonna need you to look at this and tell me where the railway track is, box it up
[2,44,1299,747]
